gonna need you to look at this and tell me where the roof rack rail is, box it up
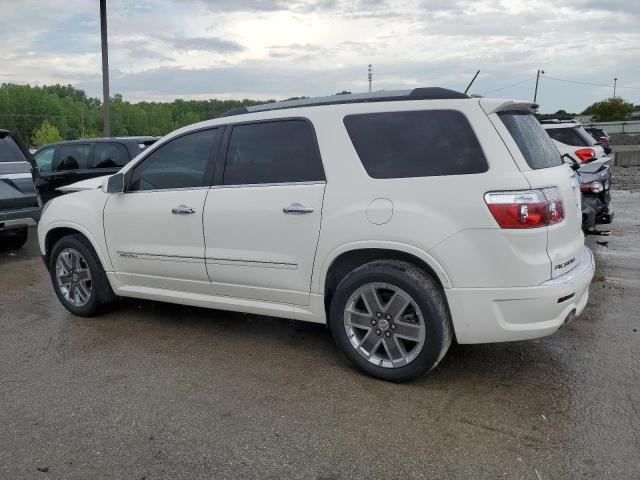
[219,87,469,117]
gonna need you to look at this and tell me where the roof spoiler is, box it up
[479,99,539,115]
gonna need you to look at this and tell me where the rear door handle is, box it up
[283,203,314,214]
[172,205,196,215]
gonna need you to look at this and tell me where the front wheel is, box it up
[329,260,453,382]
[49,234,116,316]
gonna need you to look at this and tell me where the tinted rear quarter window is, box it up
[499,112,561,170]
[93,142,130,168]
[343,110,487,179]
[223,120,324,185]
[0,136,26,163]
[56,144,91,171]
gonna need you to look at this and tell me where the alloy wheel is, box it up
[55,248,93,307]
[343,282,426,368]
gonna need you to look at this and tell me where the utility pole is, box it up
[613,78,618,98]
[368,64,373,93]
[533,69,544,103]
[464,70,480,94]
[100,0,111,137]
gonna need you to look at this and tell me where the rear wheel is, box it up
[329,260,453,382]
[49,234,116,316]
[0,226,28,250]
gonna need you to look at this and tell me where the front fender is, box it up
[37,189,111,271]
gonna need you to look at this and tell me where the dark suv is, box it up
[0,130,41,249]
[585,127,612,154]
[33,137,157,202]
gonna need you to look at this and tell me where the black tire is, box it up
[49,234,117,316]
[329,260,453,382]
[0,227,28,250]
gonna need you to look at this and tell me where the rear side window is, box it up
[223,120,325,185]
[546,127,597,147]
[93,143,130,168]
[0,136,25,163]
[343,110,488,179]
[499,112,561,170]
[56,144,91,171]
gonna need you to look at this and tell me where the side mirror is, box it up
[104,173,125,193]
[561,153,580,171]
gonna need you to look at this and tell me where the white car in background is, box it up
[38,89,594,382]
[541,121,608,164]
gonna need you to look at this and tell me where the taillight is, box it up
[580,181,603,193]
[485,188,565,229]
[575,148,596,162]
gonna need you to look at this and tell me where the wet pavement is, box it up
[1,191,639,480]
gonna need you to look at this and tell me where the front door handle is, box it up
[283,203,314,214]
[172,205,196,215]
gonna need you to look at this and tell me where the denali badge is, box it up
[555,257,576,270]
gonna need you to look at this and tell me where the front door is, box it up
[203,119,326,305]
[104,128,220,294]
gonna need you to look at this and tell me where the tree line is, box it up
[1,82,637,148]
[0,83,263,147]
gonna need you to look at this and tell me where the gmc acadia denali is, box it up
[38,88,594,381]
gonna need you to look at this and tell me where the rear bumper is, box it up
[446,247,595,344]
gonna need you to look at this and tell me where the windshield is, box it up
[498,112,562,170]
[546,126,598,147]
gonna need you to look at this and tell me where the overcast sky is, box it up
[1,0,639,112]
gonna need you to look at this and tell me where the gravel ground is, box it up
[1,189,639,479]
[612,165,640,191]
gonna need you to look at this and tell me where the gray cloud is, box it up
[158,35,245,53]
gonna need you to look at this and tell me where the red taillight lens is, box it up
[580,181,604,193]
[485,188,565,229]
[575,148,596,162]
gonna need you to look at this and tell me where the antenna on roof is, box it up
[464,70,480,94]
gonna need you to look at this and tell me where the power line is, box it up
[479,78,532,95]
[543,75,640,91]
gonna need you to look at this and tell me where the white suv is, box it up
[542,121,608,163]
[38,88,594,381]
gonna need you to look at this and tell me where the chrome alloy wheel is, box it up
[343,283,426,368]
[55,248,93,307]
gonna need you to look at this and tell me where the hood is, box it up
[57,175,109,192]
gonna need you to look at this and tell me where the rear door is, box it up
[0,133,39,212]
[203,119,326,305]
[488,108,585,279]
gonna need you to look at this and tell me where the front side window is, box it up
[93,143,130,168]
[34,147,55,172]
[499,112,561,170]
[344,110,488,179]
[223,120,325,185]
[56,144,91,171]
[128,129,217,192]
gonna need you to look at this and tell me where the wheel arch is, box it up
[43,223,112,272]
[319,243,452,314]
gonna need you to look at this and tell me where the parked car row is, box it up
[541,120,614,230]
[1,136,157,249]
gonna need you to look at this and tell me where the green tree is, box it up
[582,97,635,122]
[31,120,63,147]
